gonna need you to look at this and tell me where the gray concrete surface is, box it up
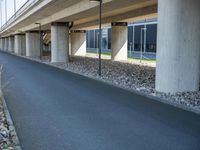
[25,32,40,57]
[8,36,14,53]
[0,51,200,150]
[4,38,8,52]
[14,34,26,55]
[156,0,200,93]
[111,22,128,61]
[71,30,86,56]
[0,0,157,37]
[51,22,69,63]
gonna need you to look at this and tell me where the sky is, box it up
[0,0,28,27]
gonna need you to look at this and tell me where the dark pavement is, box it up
[0,51,200,150]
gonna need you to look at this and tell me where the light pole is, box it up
[5,0,7,24]
[35,23,42,60]
[0,0,2,30]
[140,27,147,62]
[14,0,16,17]
[90,0,102,76]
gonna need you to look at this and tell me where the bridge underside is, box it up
[0,0,200,94]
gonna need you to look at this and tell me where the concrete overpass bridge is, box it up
[0,0,200,94]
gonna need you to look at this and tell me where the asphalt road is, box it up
[0,52,200,150]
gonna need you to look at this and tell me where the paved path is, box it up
[0,52,200,150]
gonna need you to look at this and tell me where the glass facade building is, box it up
[86,20,157,54]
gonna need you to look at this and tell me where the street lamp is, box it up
[90,0,102,76]
[35,23,42,60]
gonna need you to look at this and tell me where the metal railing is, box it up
[0,0,40,32]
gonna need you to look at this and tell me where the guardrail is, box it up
[0,0,40,32]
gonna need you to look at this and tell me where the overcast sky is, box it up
[0,0,28,26]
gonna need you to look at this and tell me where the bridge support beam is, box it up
[4,37,9,52]
[111,22,128,61]
[8,36,14,53]
[2,38,5,51]
[71,30,86,56]
[15,34,26,55]
[51,22,69,63]
[156,0,200,93]
[0,38,2,50]
[26,31,40,58]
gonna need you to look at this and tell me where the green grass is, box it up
[87,49,156,63]
[128,57,156,63]
[87,51,111,56]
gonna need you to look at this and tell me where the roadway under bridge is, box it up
[0,51,200,150]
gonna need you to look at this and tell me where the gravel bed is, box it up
[24,55,200,113]
[0,98,16,150]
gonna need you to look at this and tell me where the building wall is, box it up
[86,21,157,53]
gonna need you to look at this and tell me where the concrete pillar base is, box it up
[111,22,128,61]
[4,38,9,52]
[156,0,200,93]
[8,36,14,53]
[51,22,70,63]
[15,34,26,55]
[71,30,86,56]
[0,38,3,50]
[26,31,40,57]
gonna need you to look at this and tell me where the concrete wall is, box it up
[71,30,86,56]
[156,0,200,93]
[51,22,69,63]
[15,34,26,55]
[111,22,128,61]
[26,32,40,57]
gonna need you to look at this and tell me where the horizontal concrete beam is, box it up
[73,5,157,30]
[0,0,157,36]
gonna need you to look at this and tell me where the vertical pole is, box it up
[39,24,42,60]
[14,0,16,17]
[88,31,90,49]
[0,1,2,30]
[140,27,143,62]
[144,23,147,53]
[96,32,99,56]
[93,30,95,50]
[132,25,135,52]
[98,0,102,76]
[5,0,7,24]
[106,28,108,50]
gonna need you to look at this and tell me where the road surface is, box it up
[0,52,200,150]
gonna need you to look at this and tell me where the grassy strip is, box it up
[87,51,156,63]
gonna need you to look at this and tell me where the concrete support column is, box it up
[0,38,2,50]
[111,22,128,61]
[1,38,5,51]
[2,38,6,51]
[8,36,14,53]
[15,34,26,55]
[71,30,86,56]
[4,38,9,52]
[156,0,200,93]
[26,31,40,57]
[51,22,69,62]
